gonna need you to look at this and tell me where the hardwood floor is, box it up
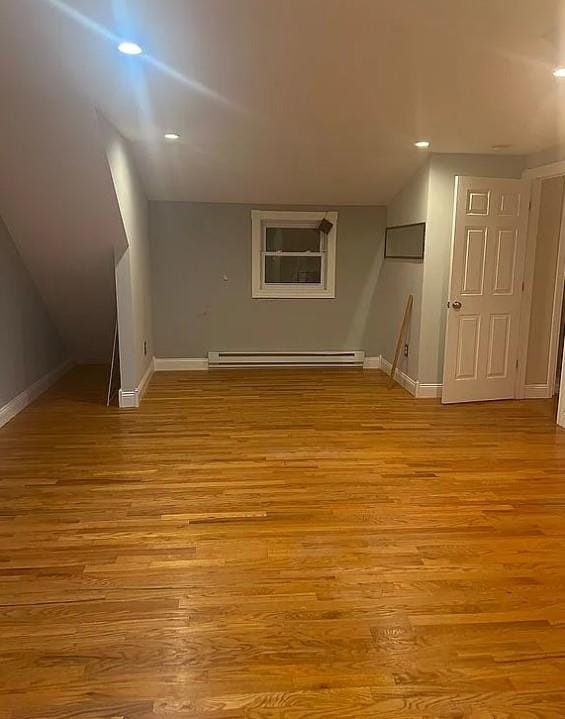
[1,366,565,718]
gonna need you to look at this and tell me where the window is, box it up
[251,210,337,298]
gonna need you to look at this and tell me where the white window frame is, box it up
[251,210,337,299]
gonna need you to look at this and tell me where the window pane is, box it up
[265,227,321,253]
[264,255,322,284]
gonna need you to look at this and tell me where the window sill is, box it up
[252,288,336,299]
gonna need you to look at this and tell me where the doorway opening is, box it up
[521,171,565,425]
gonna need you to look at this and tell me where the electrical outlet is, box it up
[143,340,148,356]
[403,344,409,357]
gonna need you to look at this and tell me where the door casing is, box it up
[518,165,565,405]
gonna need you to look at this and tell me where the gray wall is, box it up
[376,153,525,387]
[526,144,565,169]
[150,203,386,357]
[0,215,68,406]
[526,176,564,385]
[148,154,529,380]
[101,116,153,392]
[375,161,428,380]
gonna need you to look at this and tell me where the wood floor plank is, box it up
[1,365,565,717]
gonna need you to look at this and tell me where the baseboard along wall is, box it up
[120,355,443,409]
[3,355,542,417]
[0,352,447,423]
[154,357,209,371]
[368,355,443,399]
[0,359,73,429]
[523,383,553,399]
[119,358,155,409]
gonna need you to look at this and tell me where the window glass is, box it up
[265,227,321,253]
[264,255,322,284]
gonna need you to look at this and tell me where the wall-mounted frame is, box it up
[384,222,425,260]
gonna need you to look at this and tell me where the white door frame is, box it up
[520,163,565,410]
[547,205,565,398]
[514,177,539,398]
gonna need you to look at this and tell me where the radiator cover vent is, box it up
[208,350,365,368]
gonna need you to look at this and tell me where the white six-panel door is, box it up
[442,177,531,404]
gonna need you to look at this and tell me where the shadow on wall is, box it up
[0,215,68,406]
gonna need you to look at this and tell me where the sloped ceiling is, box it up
[3,0,565,205]
[0,96,120,361]
[0,2,126,362]
[0,0,564,358]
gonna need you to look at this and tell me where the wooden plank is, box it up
[389,293,414,388]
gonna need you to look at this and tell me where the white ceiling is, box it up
[2,0,565,207]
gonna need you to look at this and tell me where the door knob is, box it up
[451,300,462,310]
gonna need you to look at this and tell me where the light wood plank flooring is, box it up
[1,366,565,718]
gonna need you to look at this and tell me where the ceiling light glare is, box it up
[118,41,143,56]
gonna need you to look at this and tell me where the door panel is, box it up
[455,316,481,379]
[486,314,511,378]
[498,191,521,217]
[462,229,487,295]
[442,177,530,404]
[493,230,517,295]
[467,190,491,215]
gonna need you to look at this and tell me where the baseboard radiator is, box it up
[208,350,365,368]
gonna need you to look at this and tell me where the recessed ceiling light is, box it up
[492,144,512,151]
[414,140,430,149]
[553,67,565,78]
[164,133,180,140]
[118,41,143,56]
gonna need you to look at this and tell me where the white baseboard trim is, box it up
[363,356,382,369]
[150,353,443,399]
[524,383,552,399]
[118,358,155,409]
[0,359,73,429]
[379,356,418,397]
[377,355,442,399]
[118,389,139,409]
[138,357,155,400]
[416,383,443,399]
[154,357,209,371]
